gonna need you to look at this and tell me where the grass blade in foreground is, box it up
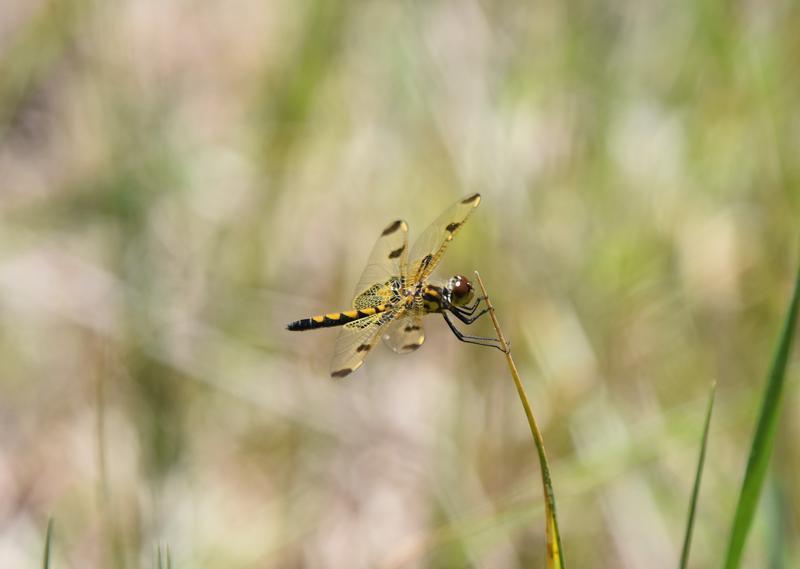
[679,382,716,569]
[157,543,173,569]
[474,271,565,569]
[723,262,800,568]
[42,518,53,569]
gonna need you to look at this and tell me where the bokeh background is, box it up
[1,1,799,567]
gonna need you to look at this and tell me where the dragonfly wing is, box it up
[330,310,397,378]
[382,314,425,354]
[408,193,481,282]
[351,219,408,309]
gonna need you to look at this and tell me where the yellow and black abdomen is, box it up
[287,305,388,331]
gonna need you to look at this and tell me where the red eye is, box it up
[451,275,472,299]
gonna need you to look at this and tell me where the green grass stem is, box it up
[723,262,800,568]
[679,382,716,569]
[474,271,565,569]
[42,518,53,569]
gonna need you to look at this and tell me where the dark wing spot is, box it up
[356,344,372,352]
[445,222,461,233]
[461,193,481,204]
[402,343,422,351]
[382,220,403,236]
[404,324,421,332]
[331,368,353,378]
[388,245,405,259]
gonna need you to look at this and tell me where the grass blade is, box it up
[679,382,716,569]
[766,476,788,569]
[42,518,53,569]
[723,262,800,568]
[156,543,172,569]
[474,272,565,569]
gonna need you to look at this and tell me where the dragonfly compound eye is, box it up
[449,275,474,306]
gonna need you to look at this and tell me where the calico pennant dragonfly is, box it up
[287,193,502,378]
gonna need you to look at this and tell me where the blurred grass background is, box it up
[1,0,799,567]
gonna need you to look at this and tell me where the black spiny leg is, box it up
[459,297,482,314]
[451,305,490,324]
[442,311,507,352]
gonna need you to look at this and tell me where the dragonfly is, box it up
[287,193,503,378]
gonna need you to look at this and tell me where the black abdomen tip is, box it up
[287,319,307,331]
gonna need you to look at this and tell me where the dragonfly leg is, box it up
[460,297,482,314]
[442,312,507,352]
[451,306,490,325]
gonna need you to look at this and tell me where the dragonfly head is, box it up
[446,274,474,307]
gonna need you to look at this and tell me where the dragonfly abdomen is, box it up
[287,305,389,331]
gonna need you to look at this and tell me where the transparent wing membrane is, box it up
[408,193,481,282]
[351,219,408,308]
[330,311,397,378]
[353,279,398,310]
[382,315,425,354]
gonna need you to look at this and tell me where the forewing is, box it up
[351,219,408,309]
[382,314,425,354]
[408,193,481,282]
[330,310,396,378]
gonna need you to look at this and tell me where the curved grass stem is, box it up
[679,381,716,569]
[473,271,565,569]
[723,261,800,568]
[42,518,53,569]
